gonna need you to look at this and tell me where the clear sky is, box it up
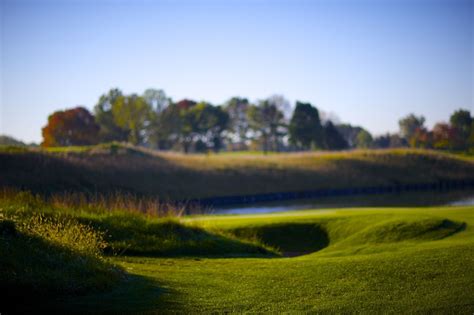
[1,0,473,143]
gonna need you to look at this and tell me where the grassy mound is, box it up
[1,146,473,200]
[0,191,275,258]
[342,218,466,245]
[216,215,465,256]
[0,215,123,312]
[81,214,275,257]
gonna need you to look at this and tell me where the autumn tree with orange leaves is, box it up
[41,107,99,147]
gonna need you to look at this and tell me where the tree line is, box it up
[41,88,474,153]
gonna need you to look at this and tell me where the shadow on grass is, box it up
[55,274,176,315]
[80,216,279,258]
[1,275,175,315]
[230,223,330,257]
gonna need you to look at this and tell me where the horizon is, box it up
[1,0,473,143]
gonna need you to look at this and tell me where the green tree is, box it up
[144,89,172,149]
[336,124,368,148]
[450,109,472,150]
[468,122,474,150]
[182,102,229,153]
[143,88,170,113]
[94,88,129,142]
[154,103,183,150]
[0,135,26,146]
[199,104,229,152]
[288,102,323,150]
[373,133,407,148]
[112,95,152,145]
[224,97,250,149]
[323,121,348,150]
[355,130,373,149]
[398,114,426,145]
[247,97,287,153]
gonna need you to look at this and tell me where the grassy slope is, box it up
[1,145,474,199]
[53,206,474,313]
[0,214,124,314]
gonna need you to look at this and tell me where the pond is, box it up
[210,189,474,215]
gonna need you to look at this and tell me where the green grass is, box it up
[0,191,277,312]
[9,205,470,313]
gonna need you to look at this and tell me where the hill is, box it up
[1,145,473,202]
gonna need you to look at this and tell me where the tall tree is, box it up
[143,88,170,113]
[355,129,373,149]
[450,109,472,150]
[154,103,183,150]
[247,99,286,153]
[42,107,99,147]
[144,89,172,149]
[288,101,323,150]
[433,123,457,150]
[94,88,129,142]
[373,133,408,149]
[178,100,198,153]
[224,97,250,149]
[323,121,348,150]
[112,95,152,145]
[337,124,371,148]
[398,114,426,145]
[469,122,474,150]
[409,127,432,149]
[189,102,229,152]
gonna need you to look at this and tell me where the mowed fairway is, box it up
[62,206,474,313]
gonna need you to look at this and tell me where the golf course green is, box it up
[7,205,471,313]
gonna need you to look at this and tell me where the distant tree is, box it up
[143,88,170,113]
[178,100,199,153]
[323,121,348,150]
[267,95,291,118]
[373,134,390,148]
[203,105,229,152]
[336,124,364,148]
[450,109,472,136]
[247,98,287,153]
[450,109,472,150]
[433,123,453,150]
[224,97,250,149]
[189,102,229,152]
[94,88,129,142]
[144,89,172,149]
[355,130,373,149]
[42,107,99,147]
[112,95,152,145]
[176,99,197,110]
[399,114,426,145]
[469,122,474,150]
[409,127,432,149]
[0,135,26,146]
[288,102,323,150]
[155,103,183,150]
[389,134,408,148]
[194,139,208,153]
[266,95,290,151]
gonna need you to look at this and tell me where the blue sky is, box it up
[1,0,473,143]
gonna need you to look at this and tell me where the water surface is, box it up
[211,189,474,215]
